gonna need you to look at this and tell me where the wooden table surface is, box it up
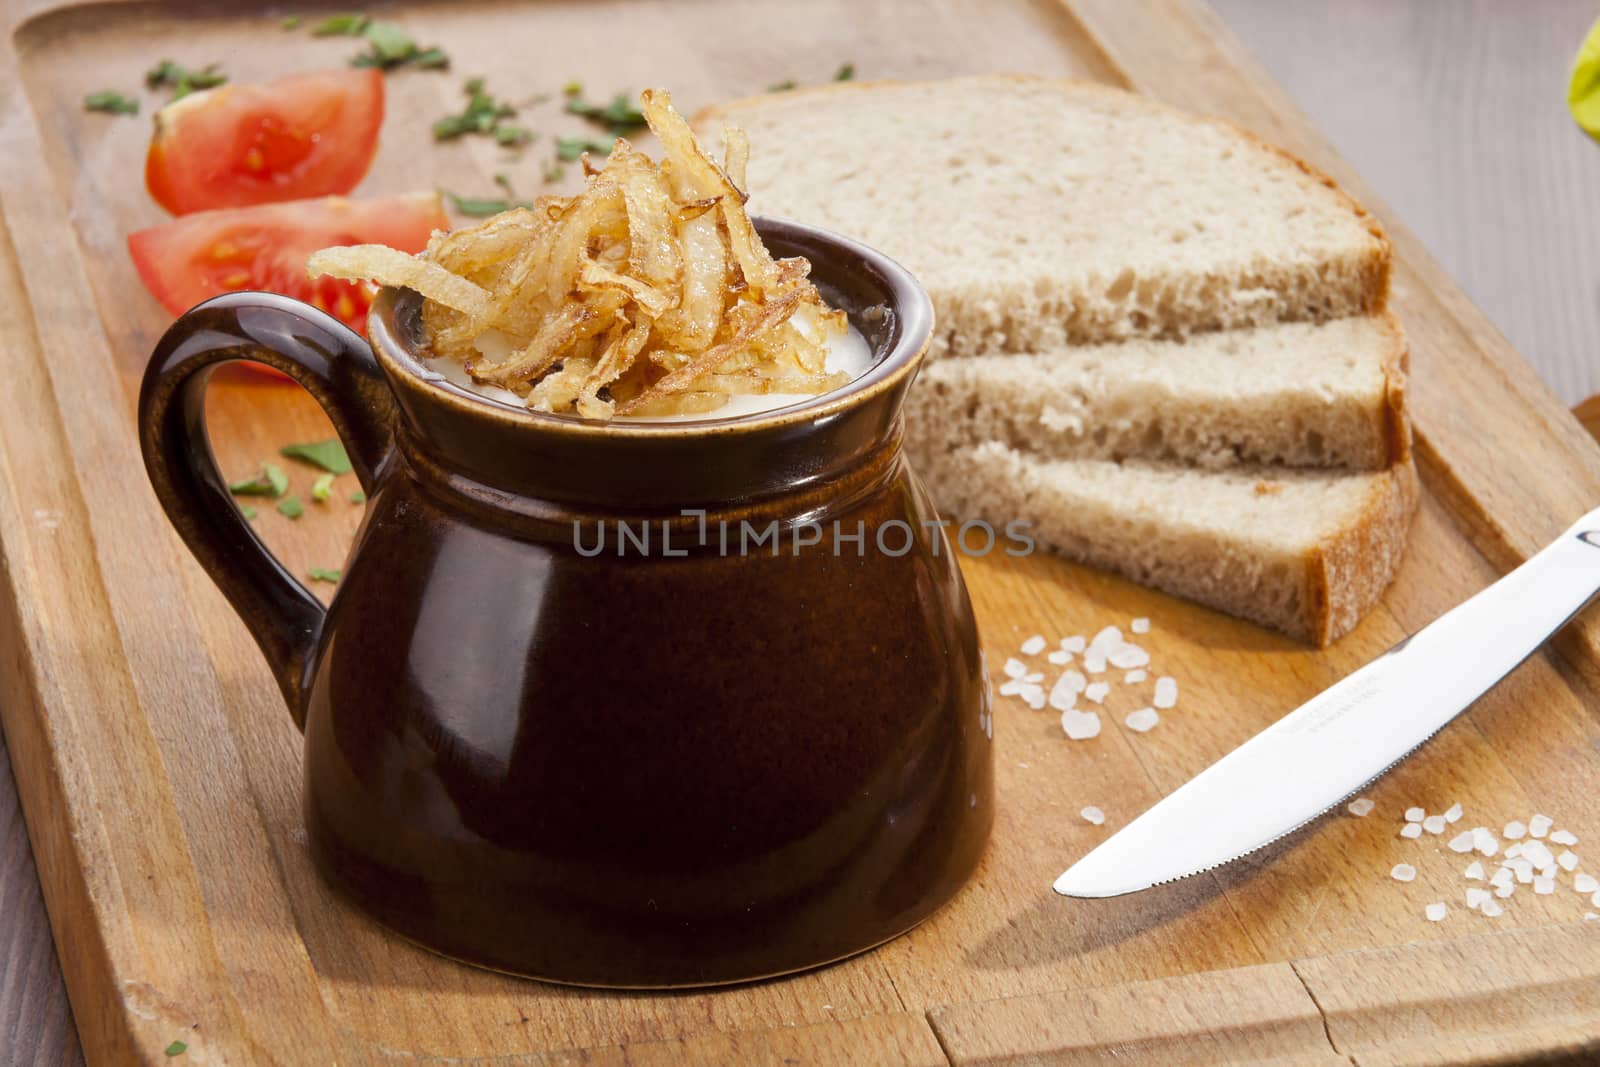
[2,3,1595,1063]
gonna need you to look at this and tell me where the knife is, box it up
[1053,505,1600,899]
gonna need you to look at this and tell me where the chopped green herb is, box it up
[349,20,449,72]
[280,14,302,30]
[445,192,516,216]
[84,90,139,115]
[164,1040,188,1057]
[834,62,856,81]
[563,90,646,137]
[350,489,367,504]
[308,566,342,584]
[311,13,369,36]
[311,472,336,502]
[766,79,798,93]
[279,438,352,474]
[228,463,289,498]
[433,77,521,142]
[240,505,258,521]
[556,135,614,161]
[443,172,535,215]
[145,59,227,101]
[276,495,304,519]
[562,79,583,97]
[542,160,566,183]
[495,124,534,147]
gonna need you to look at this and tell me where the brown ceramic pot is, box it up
[138,219,993,987]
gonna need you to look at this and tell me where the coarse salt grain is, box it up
[1448,831,1476,853]
[1125,708,1160,733]
[1080,805,1105,825]
[1465,887,1491,909]
[1085,682,1110,704]
[1489,868,1513,888]
[1347,798,1375,817]
[1108,645,1150,669]
[1423,815,1447,835]
[1482,899,1505,917]
[1061,708,1102,741]
[1588,913,1600,921]
[1391,863,1417,882]
[1404,807,1425,823]
[1444,803,1464,824]
[1020,635,1046,656]
[1400,823,1423,839]
[1577,873,1600,894]
[998,679,1025,697]
[1495,883,1516,899]
[1464,861,1485,881]
[1048,650,1071,666]
[1474,828,1500,857]
[1048,686,1078,713]
[1124,669,1147,684]
[1559,850,1580,872]
[1535,875,1556,895]
[1023,672,1044,684]
[1023,687,1046,710]
[1530,814,1554,838]
[1503,820,1527,840]
[1131,617,1150,634]
[1061,636,1086,653]
[1003,658,1027,679]
[1551,829,1579,846]
[1153,677,1178,709]
[1425,903,1447,922]
[1592,889,1600,907]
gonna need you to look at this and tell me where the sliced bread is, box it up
[916,442,1418,646]
[906,315,1410,470]
[702,76,1391,357]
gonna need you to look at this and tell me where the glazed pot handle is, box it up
[137,292,397,729]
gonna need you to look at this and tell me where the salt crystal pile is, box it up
[995,620,1180,740]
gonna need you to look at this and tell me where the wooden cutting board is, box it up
[3,0,1600,1063]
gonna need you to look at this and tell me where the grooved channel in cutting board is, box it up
[3,0,1600,1062]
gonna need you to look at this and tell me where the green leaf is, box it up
[556,135,613,161]
[145,60,226,101]
[281,14,302,30]
[228,463,289,498]
[562,79,583,97]
[1570,16,1600,141]
[434,77,520,142]
[350,489,367,504]
[276,495,304,519]
[444,191,518,216]
[412,47,450,70]
[766,79,797,93]
[494,124,534,147]
[311,472,336,503]
[164,1040,188,1057]
[84,90,139,115]
[279,438,352,474]
[363,20,414,63]
[308,566,342,583]
[311,13,369,36]
[834,62,856,82]
[563,89,645,137]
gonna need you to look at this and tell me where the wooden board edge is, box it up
[925,962,1348,1065]
[1293,922,1600,1066]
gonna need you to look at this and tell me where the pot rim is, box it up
[366,216,934,439]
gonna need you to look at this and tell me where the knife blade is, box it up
[1053,504,1600,899]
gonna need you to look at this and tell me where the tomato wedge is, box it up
[127,193,448,332]
[146,69,384,215]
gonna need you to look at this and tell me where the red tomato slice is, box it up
[146,69,384,215]
[127,193,448,332]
